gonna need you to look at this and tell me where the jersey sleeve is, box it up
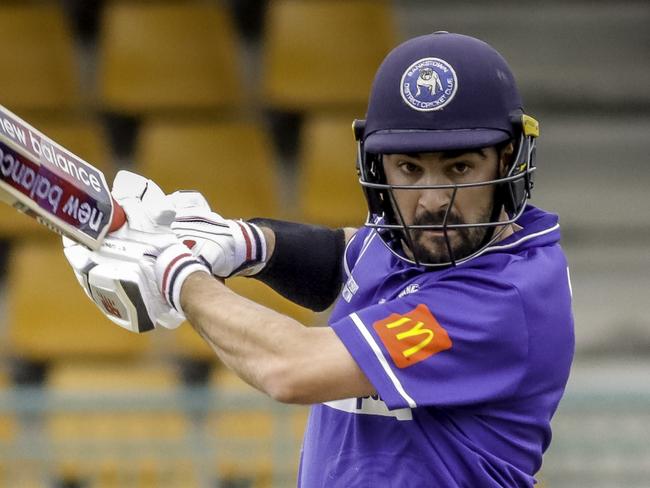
[330,275,529,411]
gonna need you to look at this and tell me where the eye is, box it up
[398,161,422,175]
[451,162,470,175]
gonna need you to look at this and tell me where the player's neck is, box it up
[495,209,522,242]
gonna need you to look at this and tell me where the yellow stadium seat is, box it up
[161,277,315,360]
[46,361,194,484]
[0,371,46,488]
[298,113,368,227]
[0,115,114,240]
[261,0,397,111]
[158,324,214,361]
[227,277,315,326]
[0,369,18,481]
[208,368,307,487]
[0,370,16,437]
[0,4,80,112]
[208,368,275,487]
[98,2,243,115]
[4,241,151,360]
[134,119,281,219]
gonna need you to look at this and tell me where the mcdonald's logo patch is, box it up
[373,304,452,368]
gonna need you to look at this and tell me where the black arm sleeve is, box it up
[247,219,346,312]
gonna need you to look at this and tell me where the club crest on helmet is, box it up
[400,58,457,112]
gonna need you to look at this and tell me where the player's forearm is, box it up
[181,271,300,398]
[180,271,374,404]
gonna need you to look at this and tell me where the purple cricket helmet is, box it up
[353,32,540,267]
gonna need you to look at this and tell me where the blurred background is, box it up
[0,0,648,486]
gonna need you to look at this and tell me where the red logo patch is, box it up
[373,304,452,368]
[100,294,123,319]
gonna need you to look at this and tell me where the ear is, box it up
[498,142,515,177]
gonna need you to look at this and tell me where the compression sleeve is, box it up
[248,219,346,312]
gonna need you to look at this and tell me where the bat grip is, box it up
[109,199,127,232]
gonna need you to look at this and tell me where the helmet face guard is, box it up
[353,114,539,267]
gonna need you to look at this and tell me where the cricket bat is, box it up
[0,105,126,249]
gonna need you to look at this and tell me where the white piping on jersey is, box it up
[343,229,378,278]
[350,312,417,409]
[342,232,358,278]
[471,223,560,260]
[358,230,377,263]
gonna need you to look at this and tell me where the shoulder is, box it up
[342,226,380,274]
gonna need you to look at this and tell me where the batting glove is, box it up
[62,171,208,332]
[168,191,268,278]
[149,243,210,315]
[63,235,186,333]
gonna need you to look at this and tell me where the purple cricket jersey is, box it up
[297,205,574,487]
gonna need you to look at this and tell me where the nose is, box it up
[416,183,454,214]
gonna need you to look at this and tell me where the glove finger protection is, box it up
[112,170,176,232]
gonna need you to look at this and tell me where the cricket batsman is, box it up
[64,33,575,486]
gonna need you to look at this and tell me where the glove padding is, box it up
[63,235,184,333]
[169,191,267,278]
[62,170,195,333]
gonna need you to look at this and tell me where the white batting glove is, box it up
[168,191,268,278]
[62,171,207,333]
[63,235,185,333]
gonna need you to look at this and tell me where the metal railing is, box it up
[0,386,307,488]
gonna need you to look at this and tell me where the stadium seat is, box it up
[228,277,315,324]
[208,368,308,487]
[4,241,151,360]
[0,4,80,112]
[134,119,281,219]
[98,2,243,115]
[0,116,114,240]
[227,276,319,351]
[261,0,397,112]
[161,277,315,360]
[0,368,17,482]
[208,367,275,487]
[45,360,196,485]
[298,113,368,227]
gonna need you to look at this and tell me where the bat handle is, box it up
[109,199,127,232]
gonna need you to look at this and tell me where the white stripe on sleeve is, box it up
[349,313,417,408]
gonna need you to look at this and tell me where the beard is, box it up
[406,206,494,265]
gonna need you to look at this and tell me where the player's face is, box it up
[382,146,510,264]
